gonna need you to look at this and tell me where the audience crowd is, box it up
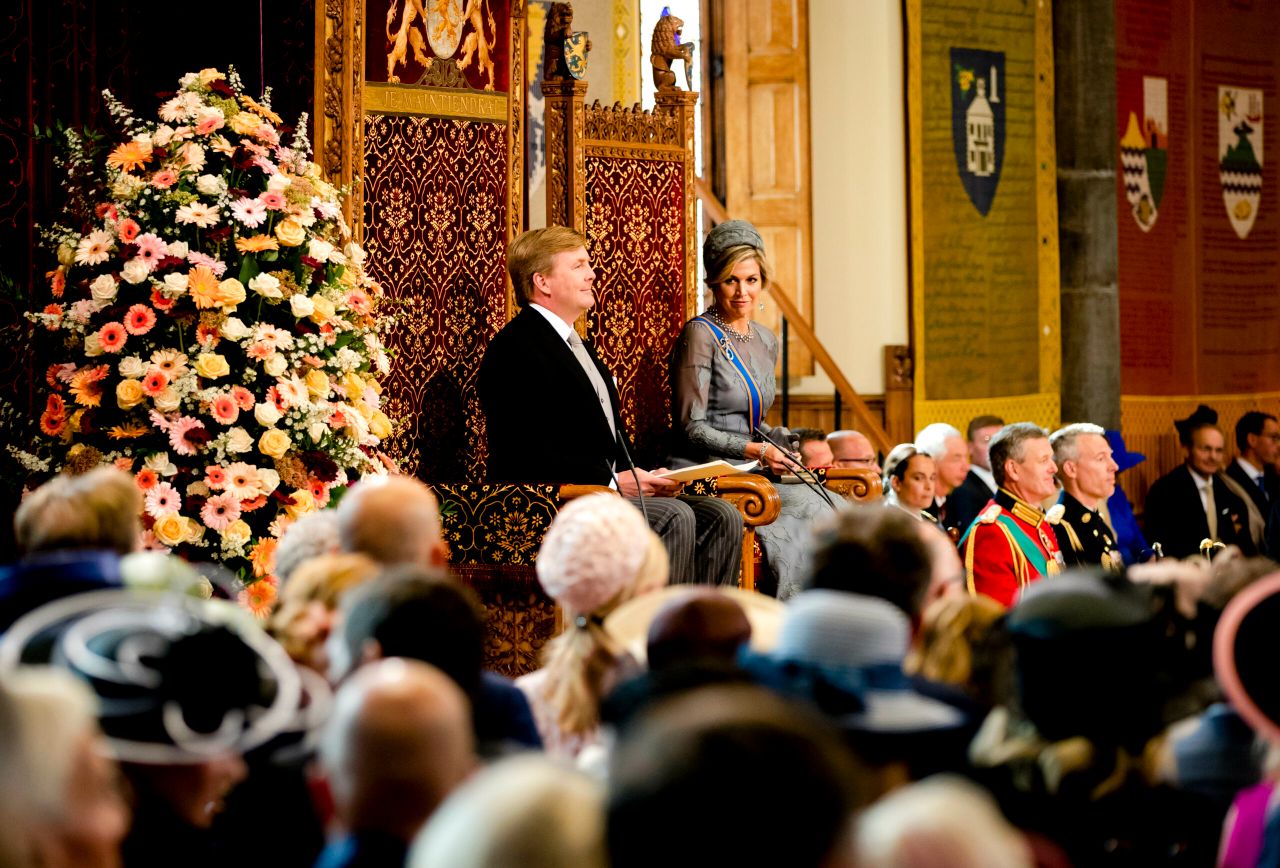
[3,406,1280,867]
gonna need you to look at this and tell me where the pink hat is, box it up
[536,495,651,617]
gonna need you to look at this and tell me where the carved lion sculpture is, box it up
[651,11,694,92]
[543,2,576,81]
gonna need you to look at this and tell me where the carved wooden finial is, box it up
[651,10,694,92]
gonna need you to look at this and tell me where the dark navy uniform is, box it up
[1053,491,1121,572]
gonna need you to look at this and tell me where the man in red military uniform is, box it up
[959,422,1065,607]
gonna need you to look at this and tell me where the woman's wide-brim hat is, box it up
[604,585,784,666]
[1214,571,1280,743]
[1104,429,1146,473]
[0,588,326,765]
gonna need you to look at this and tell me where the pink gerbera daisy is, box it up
[230,197,267,227]
[186,251,226,276]
[266,385,287,412]
[201,492,242,531]
[245,342,273,361]
[167,416,207,456]
[308,478,331,508]
[276,376,308,409]
[150,170,177,189]
[206,465,228,489]
[210,393,239,425]
[144,482,181,518]
[98,322,127,353]
[223,462,261,500]
[133,233,168,268]
[231,385,254,411]
[258,191,286,211]
[124,305,156,335]
[142,369,169,396]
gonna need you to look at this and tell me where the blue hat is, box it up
[1104,429,1145,473]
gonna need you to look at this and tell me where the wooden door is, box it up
[720,0,814,375]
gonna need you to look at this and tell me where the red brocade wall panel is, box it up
[363,114,508,480]
[583,155,686,468]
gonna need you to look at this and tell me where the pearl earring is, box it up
[758,301,765,311]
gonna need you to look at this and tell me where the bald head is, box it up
[337,475,448,568]
[828,431,877,471]
[321,658,475,840]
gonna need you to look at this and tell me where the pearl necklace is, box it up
[705,308,753,343]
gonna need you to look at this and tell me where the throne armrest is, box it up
[681,472,781,592]
[821,468,882,504]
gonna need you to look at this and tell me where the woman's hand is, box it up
[758,443,797,475]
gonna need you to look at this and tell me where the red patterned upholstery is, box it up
[362,114,509,481]
[583,156,688,468]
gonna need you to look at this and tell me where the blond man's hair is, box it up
[15,467,142,556]
[507,226,588,307]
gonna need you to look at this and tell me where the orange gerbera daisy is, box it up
[39,410,65,436]
[239,94,283,125]
[188,266,221,309]
[249,537,277,578]
[135,468,159,490]
[69,369,106,408]
[238,579,278,620]
[236,234,279,254]
[108,423,150,439]
[106,140,152,172]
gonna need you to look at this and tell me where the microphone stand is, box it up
[613,427,649,524]
[754,426,839,511]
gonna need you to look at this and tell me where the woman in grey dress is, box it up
[667,220,831,599]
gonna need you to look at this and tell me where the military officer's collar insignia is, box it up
[997,488,1048,527]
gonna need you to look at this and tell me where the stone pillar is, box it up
[1055,0,1121,429]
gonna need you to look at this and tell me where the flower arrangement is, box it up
[32,68,392,617]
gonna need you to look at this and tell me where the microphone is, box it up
[754,426,838,511]
[613,426,649,525]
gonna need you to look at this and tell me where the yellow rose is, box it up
[343,373,366,398]
[116,379,145,409]
[229,111,260,136]
[194,353,231,379]
[153,513,186,547]
[183,517,205,544]
[368,410,393,440]
[275,218,306,247]
[309,296,336,324]
[352,399,374,421]
[304,369,330,399]
[259,427,292,459]
[223,519,252,545]
[217,277,247,309]
[198,68,224,85]
[284,488,316,520]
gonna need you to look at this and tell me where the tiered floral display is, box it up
[32,69,391,616]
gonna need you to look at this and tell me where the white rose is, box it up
[225,427,253,453]
[296,210,316,228]
[256,468,281,495]
[267,173,291,193]
[153,387,181,412]
[219,317,251,340]
[289,295,315,318]
[307,239,335,263]
[263,353,288,377]
[254,402,282,426]
[344,242,367,268]
[121,259,150,284]
[196,174,226,196]
[249,273,282,299]
[163,272,189,294]
[194,106,224,129]
[118,356,145,378]
[309,422,327,444]
[153,125,176,147]
[83,332,103,357]
[167,240,190,258]
[90,274,118,303]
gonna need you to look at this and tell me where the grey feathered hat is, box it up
[703,220,765,279]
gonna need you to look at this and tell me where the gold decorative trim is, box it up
[365,81,509,121]
[507,0,526,313]
[315,0,366,237]
[542,79,590,231]
[1035,0,1060,402]
[655,90,699,322]
[584,100,680,145]
[612,0,640,106]
[913,394,1062,434]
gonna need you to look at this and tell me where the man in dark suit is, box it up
[948,414,1004,535]
[1143,406,1256,559]
[1227,411,1280,518]
[478,226,741,587]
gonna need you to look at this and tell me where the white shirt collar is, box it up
[1237,457,1264,480]
[1188,466,1212,490]
[971,465,996,492]
[529,303,576,342]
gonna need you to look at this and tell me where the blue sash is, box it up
[692,316,763,433]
